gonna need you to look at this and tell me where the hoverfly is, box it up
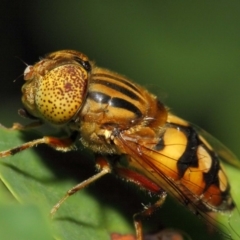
[0,50,240,239]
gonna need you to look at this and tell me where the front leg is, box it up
[0,131,79,158]
[0,108,43,131]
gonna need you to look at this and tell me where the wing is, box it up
[193,124,240,169]
[113,116,240,238]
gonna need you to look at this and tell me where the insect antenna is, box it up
[13,56,29,82]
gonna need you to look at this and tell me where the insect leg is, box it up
[50,155,112,217]
[0,109,45,131]
[0,131,79,158]
[115,167,161,193]
[114,167,166,240]
[0,121,43,131]
[133,192,167,240]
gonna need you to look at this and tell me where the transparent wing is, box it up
[114,123,240,239]
[193,123,240,169]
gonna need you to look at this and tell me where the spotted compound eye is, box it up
[35,64,88,125]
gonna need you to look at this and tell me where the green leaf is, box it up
[0,127,134,240]
[0,126,240,239]
[0,202,52,240]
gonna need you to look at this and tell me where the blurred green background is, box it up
[1,1,240,239]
